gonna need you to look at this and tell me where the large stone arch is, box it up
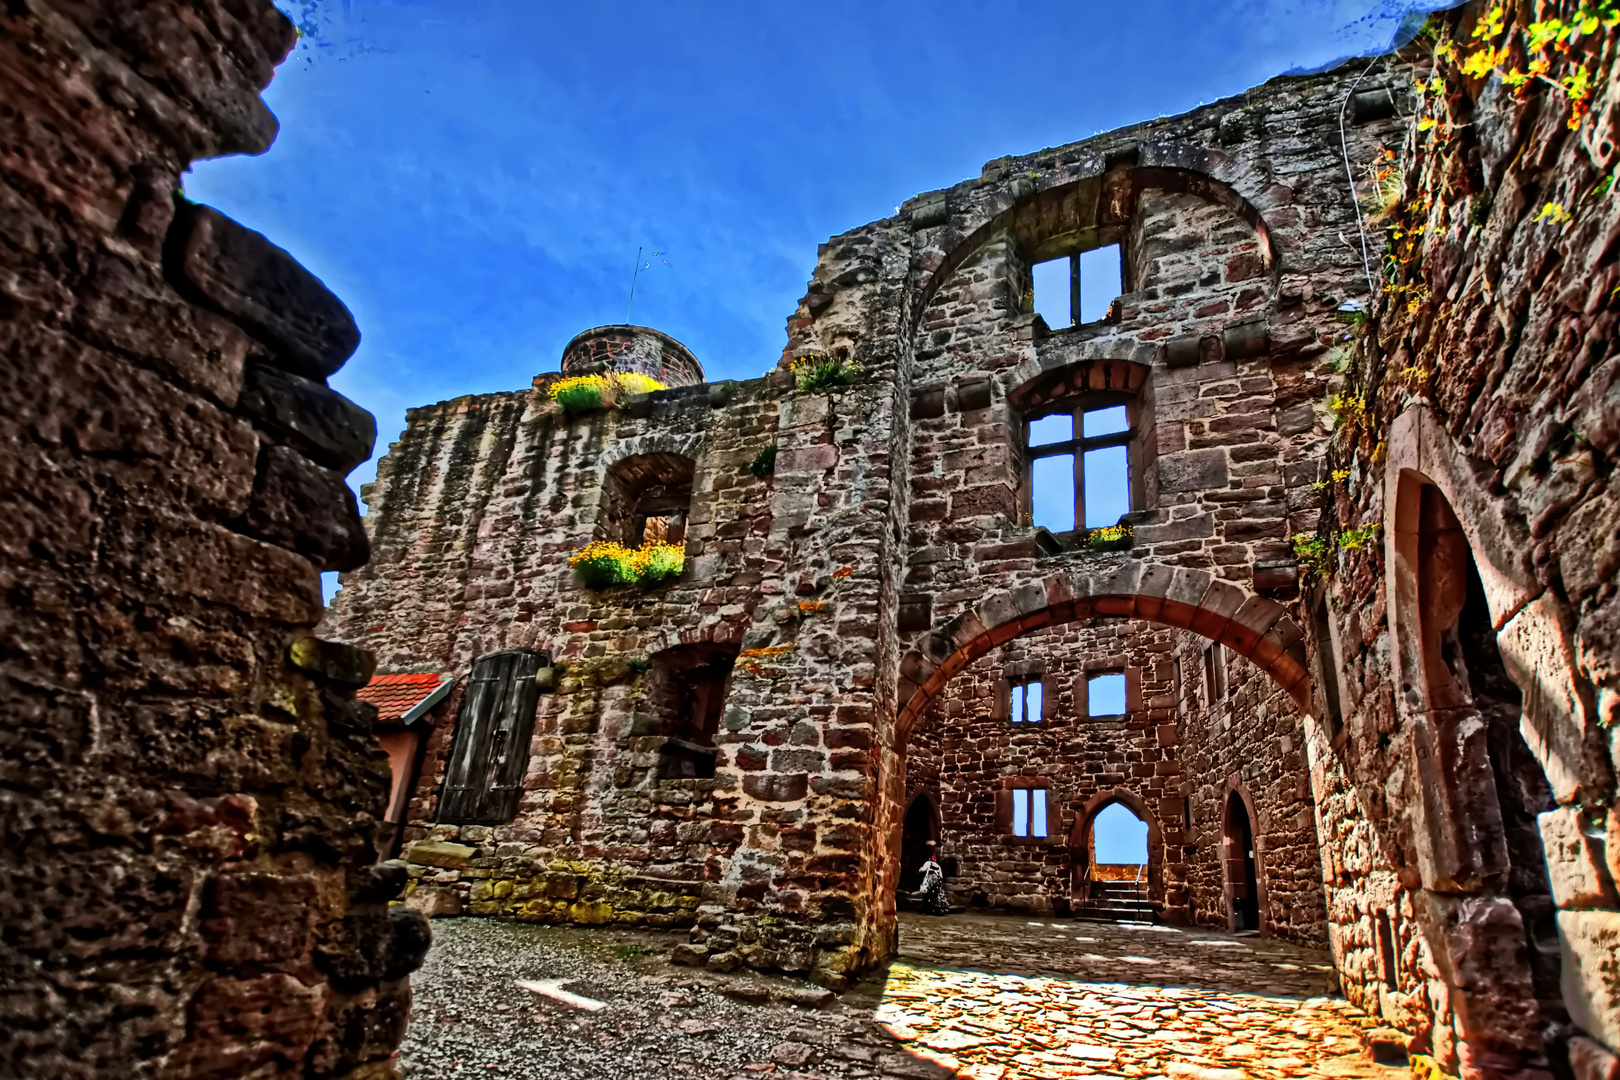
[896,559,1311,745]
[909,159,1282,338]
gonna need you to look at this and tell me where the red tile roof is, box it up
[357,672,448,723]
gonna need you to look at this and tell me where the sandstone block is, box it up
[175,204,361,379]
[243,445,370,571]
[1559,909,1620,1051]
[237,363,377,474]
[407,841,477,870]
[1539,807,1619,909]
[404,886,463,918]
[287,637,376,690]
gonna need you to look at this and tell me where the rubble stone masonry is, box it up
[1,1,426,1076]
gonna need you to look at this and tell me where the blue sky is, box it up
[190,0,1437,510]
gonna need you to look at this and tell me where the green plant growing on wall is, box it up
[1338,522,1382,551]
[749,444,777,478]
[1292,533,1334,578]
[567,540,685,590]
[791,352,860,393]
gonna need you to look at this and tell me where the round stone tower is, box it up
[559,325,705,388]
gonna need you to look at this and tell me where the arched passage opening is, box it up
[1068,790,1160,922]
[880,565,1317,941]
[897,791,941,899]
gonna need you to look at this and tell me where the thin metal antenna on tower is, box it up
[626,246,642,322]
[626,248,669,322]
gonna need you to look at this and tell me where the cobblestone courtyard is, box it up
[401,914,1400,1080]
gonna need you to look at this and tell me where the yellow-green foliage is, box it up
[1292,533,1334,578]
[1080,523,1133,552]
[791,351,860,393]
[567,540,685,590]
[547,371,668,414]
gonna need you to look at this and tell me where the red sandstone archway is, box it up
[896,560,1311,745]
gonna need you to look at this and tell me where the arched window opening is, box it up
[605,452,694,548]
[1224,791,1260,931]
[632,642,737,781]
[1027,397,1138,535]
[1031,244,1123,330]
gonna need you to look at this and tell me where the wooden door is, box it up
[438,649,546,825]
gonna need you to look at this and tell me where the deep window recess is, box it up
[632,643,738,781]
[1312,595,1345,737]
[1031,244,1123,329]
[606,453,695,548]
[438,649,547,826]
[1028,403,1133,533]
[1010,677,1044,723]
[1012,788,1049,838]
[1087,672,1127,717]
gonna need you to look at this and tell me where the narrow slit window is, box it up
[1079,244,1122,324]
[1012,788,1030,837]
[1027,402,1133,534]
[1088,673,1126,717]
[1203,643,1228,704]
[1030,788,1048,837]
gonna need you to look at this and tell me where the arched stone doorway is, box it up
[1391,469,1570,1073]
[897,790,941,898]
[880,566,1317,937]
[1222,785,1261,932]
[1071,789,1161,921]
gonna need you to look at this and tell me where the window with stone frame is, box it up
[1085,672,1127,717]
[994,667,1049,724]
[1027,399,1136,535]
[995,778,1058,841]
[605,452,694,549]
[1030,243,1124,329]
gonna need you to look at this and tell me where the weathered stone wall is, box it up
[0,1,426,1075]
[1172,629,1326,942]
[907,619,1187,916]
[1301,4,1620,1075]
[331,58,1416,995]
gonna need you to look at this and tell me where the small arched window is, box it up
[606,453,693,547]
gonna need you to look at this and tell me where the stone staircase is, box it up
[1074,880,1156,923]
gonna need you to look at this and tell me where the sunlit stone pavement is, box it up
[400,912,1400,1079]
[876,913,1389,1079]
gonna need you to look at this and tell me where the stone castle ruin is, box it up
[4,0,1620,1077]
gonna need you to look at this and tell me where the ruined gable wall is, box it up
[1304,4,1620,1073]
[0,2,426,1075]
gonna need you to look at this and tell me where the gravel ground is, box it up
[399,918,932,1080]
[399,915,1389,1080]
